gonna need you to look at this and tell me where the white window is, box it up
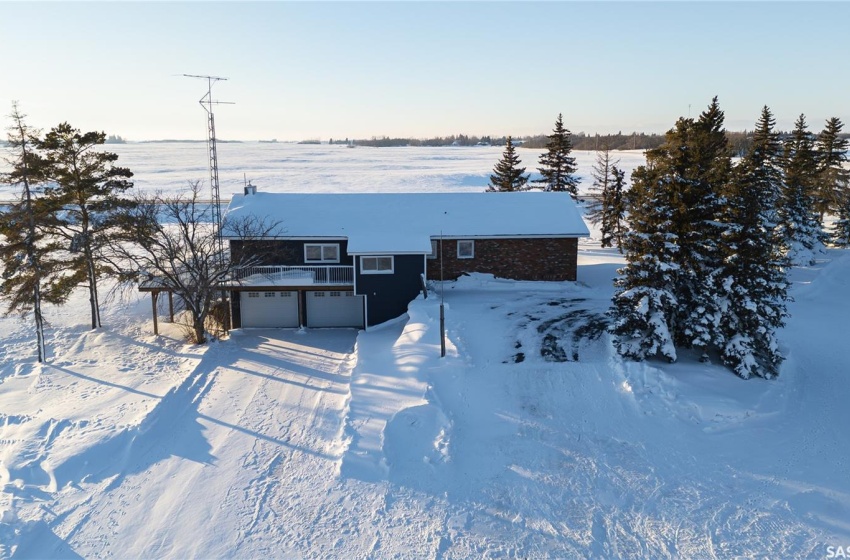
[361,256,394,274]
[248,292,260,298]
[305,243,340,263]
[264,292,276,298]
[280,292,292,297]
[330,291,341,297]
[314,291,326,297]
[457,240,474,259]
[428,240,438,259]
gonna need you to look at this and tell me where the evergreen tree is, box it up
[833,189,850,246]
[585,144,614,228]
[601,166,628,251]
[813,117,850,224]
[778,114,825,265]
[611,98,732,363]
[36,123,134,329]
[716,106,789,379]
[586,145,628,250]
[0,104,53,361]
[534,113,579,197]
[610,162,679,362]
[487,136,528,192]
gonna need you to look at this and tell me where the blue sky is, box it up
[1,2,848,141]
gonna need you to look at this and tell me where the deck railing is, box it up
[232,265,354,286]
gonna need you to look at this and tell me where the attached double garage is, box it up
[237,289,364,329]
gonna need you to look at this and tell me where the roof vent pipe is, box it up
[244,182,257,195]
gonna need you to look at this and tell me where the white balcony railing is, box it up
[232,265,354,286]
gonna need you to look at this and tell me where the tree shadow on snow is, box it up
[45,360,217,492]
[9,520,84,560]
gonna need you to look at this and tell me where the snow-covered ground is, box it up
[0,142,648,199]
[2,145,849,558]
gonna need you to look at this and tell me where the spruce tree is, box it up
[534,113,579,197]
[716,106,789,379]
[778,114,825,265]
[813,117,850,224]
[587,145,628,250]
[610,162,679,362]
[36,123,134,329]
[585,144,614,228]
[611,98,732,363]
[601,166,628,251]
[487,136,528,192]
[833,189,850,246]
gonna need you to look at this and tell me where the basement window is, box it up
[361,256,394,274]
[305,243,340,263]
[457,240,474,259]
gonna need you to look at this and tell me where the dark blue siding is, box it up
[356,255,425,326]
[230,240,353,266]
[231,291,242,328]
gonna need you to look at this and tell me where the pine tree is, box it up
[534,113,579,197]
[36,123,134,329]
[487,136,528,192]
[778,114,825,265]
[0,104,52,361]
[813,117,850,224]
[716,106,789,379]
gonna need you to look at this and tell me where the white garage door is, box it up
[240,291,299,328]
[306,290,364,328]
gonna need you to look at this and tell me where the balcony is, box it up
[230,265,354,287]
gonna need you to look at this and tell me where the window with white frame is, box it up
[428,239,438,259]
[248,292,260,298]
[360,256,394,274]
[457,240,474,259]
[304,243,340,263]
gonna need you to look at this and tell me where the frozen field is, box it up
[1,144,849,559]
[0,141,648,199]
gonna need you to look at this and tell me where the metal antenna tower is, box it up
[183,74,234,251]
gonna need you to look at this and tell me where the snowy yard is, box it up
[2,144,850,558]
[3,247,849,557]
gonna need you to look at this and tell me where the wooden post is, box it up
[151,291,159,335]
[168,291,174,322]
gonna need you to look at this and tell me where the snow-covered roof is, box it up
[222,191,589,254]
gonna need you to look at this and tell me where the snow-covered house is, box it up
[222,188,589,329]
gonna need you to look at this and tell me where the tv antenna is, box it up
[183,74,234,253]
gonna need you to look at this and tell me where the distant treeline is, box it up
[345,132,687,151]
[342,131,849,155]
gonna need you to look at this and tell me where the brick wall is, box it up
[426,238,578,281]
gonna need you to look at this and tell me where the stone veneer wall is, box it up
[426,238,578,282]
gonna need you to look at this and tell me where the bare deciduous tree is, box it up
[107,182,282,343]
